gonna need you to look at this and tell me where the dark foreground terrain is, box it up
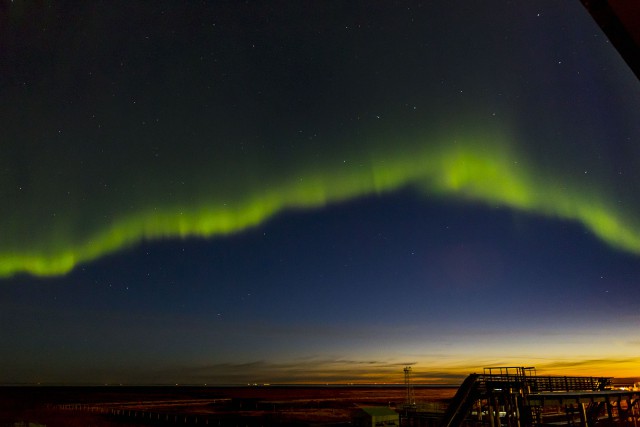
[0,385,456,427]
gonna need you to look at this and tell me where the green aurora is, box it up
[2,123,638,278]
[2,2,640,279]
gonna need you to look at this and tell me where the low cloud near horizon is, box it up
[6,356,639,386]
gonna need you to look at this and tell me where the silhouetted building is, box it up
[354,406,399,427]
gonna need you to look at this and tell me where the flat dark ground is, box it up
[0,385,457,426]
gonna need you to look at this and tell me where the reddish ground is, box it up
[0,386,457,426]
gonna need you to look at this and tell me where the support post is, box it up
[607,399,614,424]
[578,403,587,427]
[488,398,496,427]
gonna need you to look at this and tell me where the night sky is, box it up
[1,1,640,385]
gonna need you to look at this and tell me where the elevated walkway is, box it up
[440,374,481,427]
[436,367,637,427]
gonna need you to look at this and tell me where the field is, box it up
[0,385,457,427]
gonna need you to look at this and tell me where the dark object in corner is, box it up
[580,0,640,80]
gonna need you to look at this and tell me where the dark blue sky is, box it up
[1,1,639,384]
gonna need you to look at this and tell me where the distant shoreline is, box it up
[0,383,460,388]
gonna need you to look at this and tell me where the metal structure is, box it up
[404,366,416,409]
[435,367,640,427]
